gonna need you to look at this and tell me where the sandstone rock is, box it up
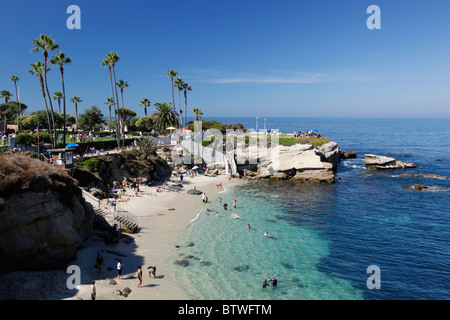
[291,170,335,184]
[398,173,448,180]
[364,154,417,169]
[402,185,413,190]
[413,184,428,191]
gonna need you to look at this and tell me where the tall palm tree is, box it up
[104,97,114,125]
[27,61,54,146]
[108,52,122,146]
[182,82,192,129]
[116,79,128,143]
[139,98,151,117]
[151,102,179,130]
[53,91,64,113]
[31,34,59,145]
[166,69,178,125]
[192,107,203,121]
[174,77,184,129]
[70,96,82,127]
[0,90,13,103]
[50,51,71,145]
[10,75,21,130]
[102,53,120,146]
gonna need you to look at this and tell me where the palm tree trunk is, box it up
[75,103,78,126]
[184,91,187,130]
[120,89,125,145]
[112,65,122,147]
[43,53,57,147]
[61,67,67,146]
[39,75,54,146]
[108,67,120,148]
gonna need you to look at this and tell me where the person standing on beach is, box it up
[137,266,142,288]
[91,280,96,300]
[117,259,123,280]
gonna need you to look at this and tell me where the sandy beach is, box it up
[0,171,235,300]
[70,172,237,300]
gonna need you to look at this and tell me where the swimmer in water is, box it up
[247,224,251,229]
[262,278,269,288]
[264,231,272,238]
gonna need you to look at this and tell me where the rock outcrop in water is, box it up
[0,154,94,274]
[242,141,341,184]
[364,154,418,169]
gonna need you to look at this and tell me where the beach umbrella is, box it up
[65,143,79,148]
[166,126,177,130]
[192,166,199,170]
[311,129,318,133]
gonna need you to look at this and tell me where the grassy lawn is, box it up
[201,134,330,148]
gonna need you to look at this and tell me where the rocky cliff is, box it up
[0,154,94,274]
[241,141,342,183]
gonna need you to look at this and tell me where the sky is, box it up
[1,0,450,118]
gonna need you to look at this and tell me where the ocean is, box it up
[171,117,450,300]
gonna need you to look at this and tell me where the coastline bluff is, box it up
[0,154,94,274]
[242,141,341,183]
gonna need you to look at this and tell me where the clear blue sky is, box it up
[1,0,450,118]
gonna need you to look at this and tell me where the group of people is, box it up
[293,130,321,138]
[91,253,157,300]
[107,176,143,200]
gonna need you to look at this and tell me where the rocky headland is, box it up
[0,154,94,274]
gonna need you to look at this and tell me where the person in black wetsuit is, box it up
[269,276,277,287]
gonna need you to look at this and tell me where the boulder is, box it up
[364,154,417,169]
[413,184,428,191]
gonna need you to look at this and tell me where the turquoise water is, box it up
[173,118,450,300]
[174,183,363,300]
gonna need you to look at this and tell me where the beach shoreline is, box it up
[73,172,241,300]
[0,172,240,300]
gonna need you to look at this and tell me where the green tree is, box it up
[104,97,114,124]
[70,96,82,126]
[139,98,151,117]
[118,108,136,133]
[53,91,64,114]
[0,90,13,103]
[192,107,203,121]
[31,34,59,146]
[0,101,28,131]
[78,105,104,131]
[151,102,179,129]
[27,61,54,146]
[135,116,154,132]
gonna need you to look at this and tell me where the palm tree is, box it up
[104,97,114,125]
[139,98,151,117]
[70,96,82,127]
[192,107,203,121]
[10,75,21,130]
[116,79,129,143]
[53,91,64,113]
[166,69,178,125]
[182,82,192,129]
[107,52,122,146]
[0,90,13,103]
[31,34,59,144]
[27,61,54,146]
[151,102,179,130]
[174,77,184,128]
[50,51,71,145]
[102,53,120,146]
